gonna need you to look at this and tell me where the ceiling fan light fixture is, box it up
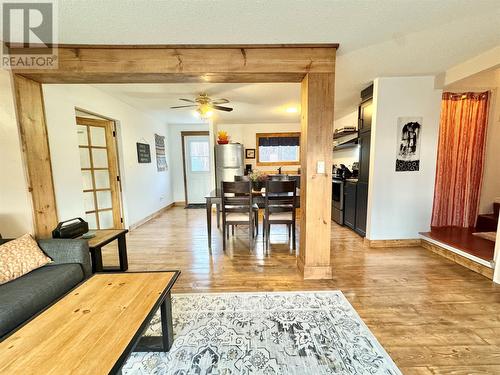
[174,94,232,118]
[195,106,213,120]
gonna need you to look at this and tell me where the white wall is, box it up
[333,110,359,169]
[216,122,300,172]
[366,76,442,240]
[42,84,172,228]
[480,87,500,214]
[332,147,359,169]
[334,110,357,131]
[494,218,500,283]
[0,70,34,237]
[167,123,209,203]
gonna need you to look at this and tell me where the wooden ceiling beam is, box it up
[11,45,336,83]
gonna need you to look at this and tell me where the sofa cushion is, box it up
[0,234,52,285]
[0,264,84,338]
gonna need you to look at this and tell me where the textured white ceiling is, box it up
[53,1,500,117]
[93,83,301,124]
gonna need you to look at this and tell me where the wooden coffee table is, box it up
[0,271,180,374]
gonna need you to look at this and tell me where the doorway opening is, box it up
[181,131,211,208]
[13,44,337,279]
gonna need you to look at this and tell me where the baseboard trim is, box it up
[173,201,185,207]
[364,238,422,248]
[297,256,333,280]
[421,239,494,280]
[129,203,174,230]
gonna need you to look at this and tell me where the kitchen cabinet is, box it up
[358,98,373,134]
[357,131,371,183]
[355,182,368,236]
[344,181,357,229]
[355,129,371,236]
[354,85,372,237]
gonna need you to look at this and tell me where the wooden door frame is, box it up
[75,116,123,229]
[181,131,210,206]
[9,43,337,279]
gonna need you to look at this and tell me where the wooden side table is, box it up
[83,229,129,273]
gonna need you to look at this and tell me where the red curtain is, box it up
[431,92,489,228]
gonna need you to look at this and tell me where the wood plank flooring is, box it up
[101,207,500,374]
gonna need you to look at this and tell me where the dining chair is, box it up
[221,181,256,251]
[287,175,300,189]
[263,180,297,251]
[234,175,250,181]
[233,175,259,236]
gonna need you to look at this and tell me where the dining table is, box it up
[205,188,300,250]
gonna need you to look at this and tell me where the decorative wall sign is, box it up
[155,134,167,172]
[136,142,151,163]
[395,117,422,172]
[245,148,256,159]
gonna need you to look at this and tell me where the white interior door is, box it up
[184,135,211,204]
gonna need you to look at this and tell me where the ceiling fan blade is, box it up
[179,98,195,103]
[213,105,233,112]
[211,98,230,105]
[170,105,197,109]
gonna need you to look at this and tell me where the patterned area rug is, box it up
[123,291,401,374]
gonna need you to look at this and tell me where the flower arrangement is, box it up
[248,170,268,190]
[217,131,229,144]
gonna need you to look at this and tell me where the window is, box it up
[190,141,210,172]
[256,132,300,166]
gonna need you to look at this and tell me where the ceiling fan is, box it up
[170,93,233,118]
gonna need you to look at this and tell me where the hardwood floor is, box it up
[101,207,500,374]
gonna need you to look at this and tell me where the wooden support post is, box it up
[297,73,335,279]
[493,218,500,284]
[13,75,58,238]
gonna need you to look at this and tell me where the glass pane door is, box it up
[76,118,119,230]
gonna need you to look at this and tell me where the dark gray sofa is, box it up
[0,238,91,338]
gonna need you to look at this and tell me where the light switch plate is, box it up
[317,161,325,174]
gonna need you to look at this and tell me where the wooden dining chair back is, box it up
[287,175,300,189]
[234,175,250,182]
[221,181,255,251]
[263,180,297,251]
[234,175,259,231]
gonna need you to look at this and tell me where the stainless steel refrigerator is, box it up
[215,143,244,191]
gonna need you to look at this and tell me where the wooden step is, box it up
[476,213,498,232]
[421,239,494,280]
